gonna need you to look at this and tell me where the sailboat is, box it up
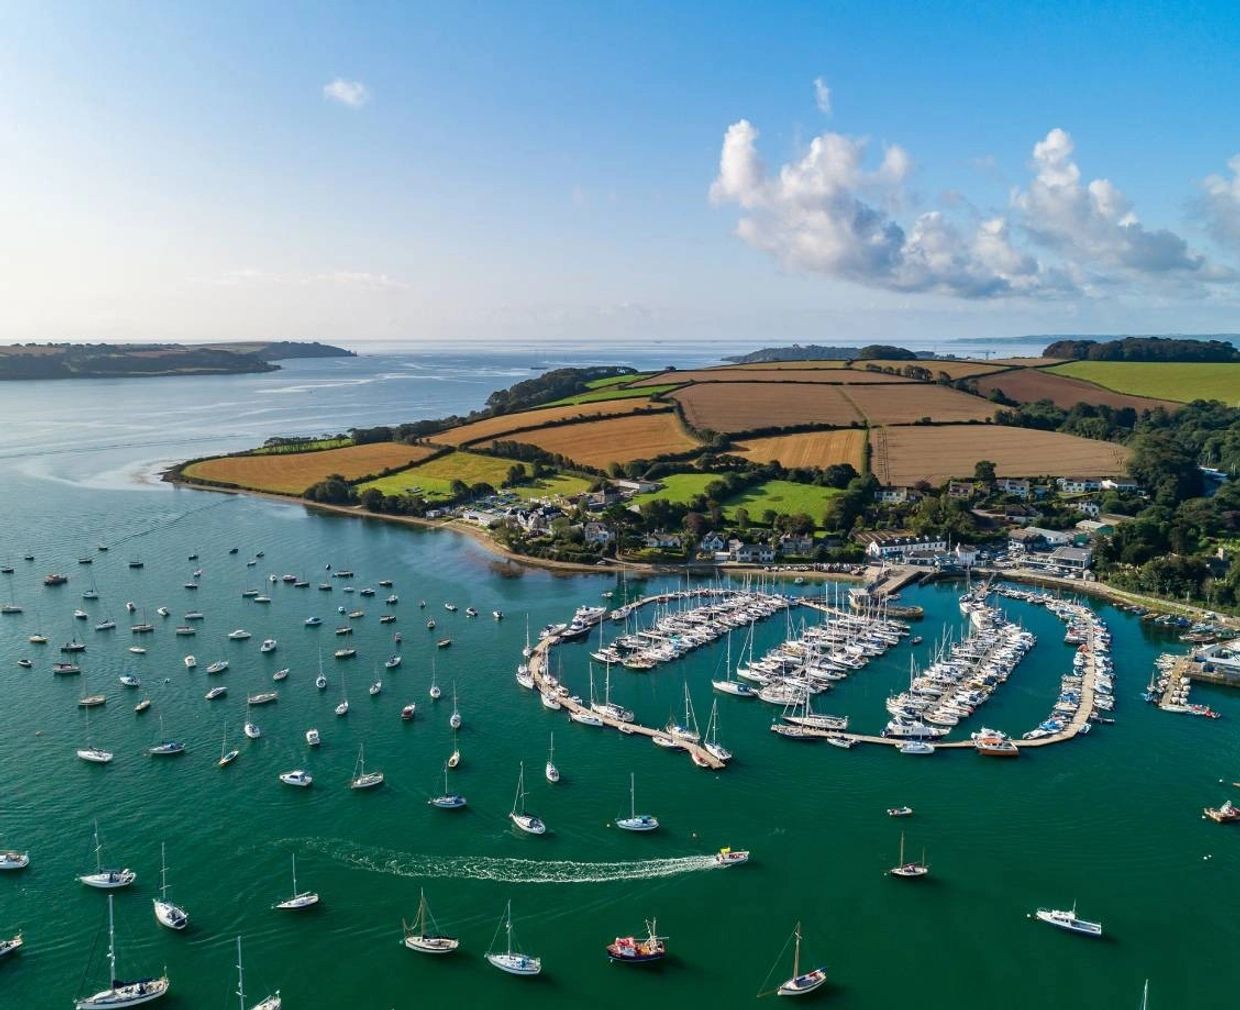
[77,706,114,764]
[335,671,349,716]
[428,656,442,700]
[350,743,384,789]
[522,615,533,658]
[79,821,135,889]
[272,853,319,910]
[703,700,732,763]
[508,762,546,835]
[447,728,461,769]
[219,725,239,767]
[148,715,186,756]
[771,921,827,997]
[153,842,189,930]
[402,889,460,954]
[485,900,541,976]
[888,832,929,878]
[315,649,327,690]
[428,762,466,809]
[545,733,559,783]
[75,894,169,1008]
[235,936,281,1010]
[712,629,755,697]
[615,772,658,831]
[665,684,701,742]
[449,684,461,729]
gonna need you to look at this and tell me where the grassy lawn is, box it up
[721,480,842,526]
[546,383,680,406]
[358,451,525,500]
[251,437,352,455]
[508,473,593,500]
[1049,361,1240,405]
[585,373,652,389]
[632,472,721,505]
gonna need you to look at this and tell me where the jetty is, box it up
[528,604,727,770]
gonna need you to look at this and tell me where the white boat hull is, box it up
[76,976,169,1008]
[486,952,541,975]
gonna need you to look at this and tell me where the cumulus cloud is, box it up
[710,117,1231,300]
[322,78,370,108]
[1198,154,1240,249]
[813,77,832,116]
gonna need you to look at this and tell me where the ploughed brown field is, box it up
[843,383,998,424]
[432,398,662,446]
[870,425,1130,485]
[734,429,867,470]
[971,368,1180,412]
[183,442,440,495]
[858,359,1006,379]
[632,367,912,386]
[488,411,701,468]
[671,382,863,432]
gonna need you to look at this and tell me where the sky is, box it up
[1,0,1239,350]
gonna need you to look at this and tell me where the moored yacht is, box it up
[1034,902,1103,937]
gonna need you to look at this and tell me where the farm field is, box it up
[431,398,661,446]
[1048,361,1240,405]
[633,367,912,386]
[507,473,593,501]
[183,442,439,494]
[357,450,522,499]
[870,425,1130,486]
[585,372,652,389]
[858,358,1005,379]
[250,437,352,455]
[728,360,848,369]
[489,411,700,469]
[671,382,863,433]
[721,480,842,525]
[734,429,866,470]
[631,472,720,506]
[844,383,998,424]
[989,357,1066,367]
[545,383,680,406]
[972,368,1179,411]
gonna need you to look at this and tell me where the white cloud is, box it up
[711,116,1233,300]
[813,77,832,116]
[322,78,370,108]
[195,268,406,291]
[1198,154,1240,249]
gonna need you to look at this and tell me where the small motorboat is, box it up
[713,847,749,867]
[1033,903,1103,937]
[304,616,322,626]
[401,703,416,721]
[184,655,197,669]
[279,769,313,788]
[0,850,30,871]
[887,806,914,818]
[260,638,277,653]
[133,698,151,713]
[17,658,32,669]
[306,728,321,747]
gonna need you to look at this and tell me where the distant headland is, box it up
[0,340,354,380]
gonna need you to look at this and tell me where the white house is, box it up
[1101,478,1139,491]
[643,530,682,550]
[1057,477,1105,493]
[996,478,1031,498]
[732,542,776,564]
[778,533,816,556]
[583,522,614,545]
[862,533,948,559]
[699,532,726,553]
[876,486,921,504]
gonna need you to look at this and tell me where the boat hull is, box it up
[75,976,169,1008]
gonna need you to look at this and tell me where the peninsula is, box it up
[0,340,353,380]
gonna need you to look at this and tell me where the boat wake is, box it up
[302,839,718,884]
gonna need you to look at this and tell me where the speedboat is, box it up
[713,847,749,867]
[306,728,321,747]
[184,655,197,669]
[279,769,313,788]
[401,703,416,721]
[260,639,277,653]
[0,933,22,959]
[248,692,278,706]
[227,629,251,641]
[0,850,30,871]
[1034,904,1103,937]
[304,616,322,626]
[206,660,229,674]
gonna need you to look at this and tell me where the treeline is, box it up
[1042,335,1239,362]
[483,366,635,414]
[722,343,919,364]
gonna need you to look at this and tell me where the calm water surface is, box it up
[0,354,1235,1009]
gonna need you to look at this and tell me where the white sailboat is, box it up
[508,762,546,835]
[272,854,318,910]
[428,656,442,699]
[79,821,135,889]
[485,900,541,976]
[219,725,239,767]
[772,921,827,997]
[449,684,461,729]
[335,671,349,716]
[75,894,169,1008]
[153,842,189,930]
[428,762,466,809]
[350,743,384,789]
[77,706,113,764]
[888,832,929,879]
[235,936,281,1010]
[544,733,559,783]
[712,629,755,697]
[703,699,732,763]
[402,889,460,954]
[615,772,658,832]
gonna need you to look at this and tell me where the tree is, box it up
[359,488,384,511]
[735,507,750,530]
[974,460,997,485]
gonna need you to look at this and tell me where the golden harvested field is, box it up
[845,383,998,424]
[734,429,867,470]
[859,358,1006,378]
[870,425,1129,485]
[489,412,700,468]
[433,398,659,446]
[671,383,863,432]
[632,367,910,386]
[972,368,1179,412]
[183,442,439,494]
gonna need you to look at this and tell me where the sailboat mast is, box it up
[160,842,168,899]
[107,893,117,986]
[506,901,514,955]
[235,936,246,1010]
[290,854,297,895]
[792,922,801,978]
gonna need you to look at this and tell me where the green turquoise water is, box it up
[0,357,1236,1009]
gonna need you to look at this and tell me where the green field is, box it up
[508,473,593,500]
[721,480,842,526]
[1049,361,1240,405]
[357,451,525,499]
[251,437,352,455]
[631,472,721,505]
[546,383,679,406]
[584,373,651,389]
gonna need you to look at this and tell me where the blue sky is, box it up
[2,1,1239,348]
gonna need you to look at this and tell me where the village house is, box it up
[1073,500,1102,518]
[643,530,682,550]
[1047,545,1094,570]
[1056,477,1105,493]
[731,540,776,564]
[611,478,663,496]
[1075,519,1116,538]
[995,477,1031,498]
[858,531,948,560]
[699,531,727,553]
[778,533,816,557]
[947,480,976,499]
[1101,477,1139,492]
[1008,526,1073,553]
[583,521,614,545]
